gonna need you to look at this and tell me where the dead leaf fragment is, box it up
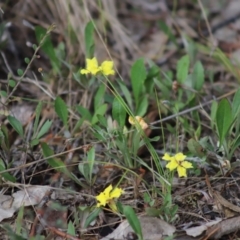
[100,216,175,240]
[185,218,222,237]
[0,186,51,222]
[206,216,240,239]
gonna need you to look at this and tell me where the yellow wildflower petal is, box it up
[162,153,173,161]
[166,159,178,171]
[108,200,118,212]
[96,185,113,207]
[181,161,193,169]
[100,60,115,75]
[80,69,90,75]
[103,184,113,198]
[80,57,100,75]
[110,187,124,199]
[96,192,107,206]
[177,165,187,177]
[174,152,186,162]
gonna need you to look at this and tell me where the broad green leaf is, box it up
[41,142,68,173]
[232,88,240,119]
[210,100,218,128]
[35,26,60,72]
[30,138,39,147]
[24,57,30,64]
[17,69,23,76]
[97,114,107,128]
[0,90,7,97]
[36,120,52,139]
[67,221,75,236]
[54,96,68,128]
[84,21,95,58]
[33,101,43,136]
[8,80,16,88]
[192,61,204,91]
[136,95,148,116]
[8,115,23,137]
[130,58,147,104]
[94,83,106,110]
[117,80,133,109]
[123,206,143,239]
[112,97,126,128]
[76,105,92,121]
[91,104,107,125]
[84,208,101,228]
[187,138,205,157]
[176,55,190,83]
[216,99,232,146]
[0,159,16,182]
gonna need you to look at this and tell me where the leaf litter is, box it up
[1,0,240,239]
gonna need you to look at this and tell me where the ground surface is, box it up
[1,0,240,239]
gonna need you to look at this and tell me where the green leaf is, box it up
[76,105,92,121]
[123,205,143,239]
[67,221,75,236]
[176,55,190,83]
[136,95,148,116]
[94,83,105,110]
[84,21,95,58]
[232,88,240,119]
[36,120,52,139]
[8,115,23,137]
[8,80,16,88]
[33,101,43,136]
[24,57,30,64]
[192,61,204,91]
[17,69,23,76]
[0,90,7,97]
[112,97,126,128]
[130,58,147,104]
[35,26,60,72]
[187,138,205,157]
[117,80,133,109]
[216,99,233,146]
[0,159,16,182]
[41,142,68,173]
[210,100,218,128]
[91,104,107,125]
[54,96,68,128]
[84,208,101,228]
[30,138,39,147]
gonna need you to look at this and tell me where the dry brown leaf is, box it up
[9,104,34,126]
[0,186,50,222]
[100,215,175,240]
[185,218,222,237]
[205,216,240,239]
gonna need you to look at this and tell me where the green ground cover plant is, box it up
[1,1,240,239]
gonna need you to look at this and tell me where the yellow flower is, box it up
[99,60,115,75]
[80,58,115,76]
[80,57,100,75]
[128,116,148,130]
[162,152,193,177]
[96,184,124,212]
